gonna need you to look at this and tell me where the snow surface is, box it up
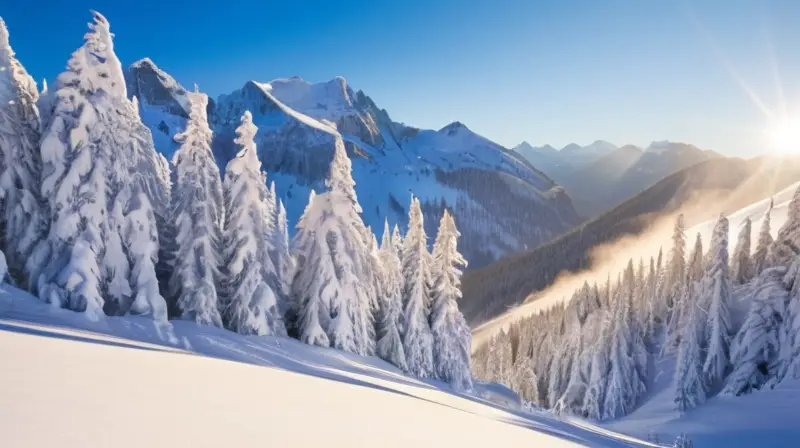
[0,287,655,447]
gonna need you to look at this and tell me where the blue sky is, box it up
[3,0,799,156]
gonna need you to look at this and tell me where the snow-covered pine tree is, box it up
[289,190,330,347]
[430,210,472,390]
[724,267,787,395]
[647,248,665,338]
[771,187,800,267]
[376,219,407,371]
[391,224,403,260]
[730,217,753,284]
[673,280,706,411]
[220,111,285,336]
[290,137,374,355]
[0,18,46,287]
[583,302,611,419]
[167,89,224,326]
[665,215,687,317]
[666,233,703,351]
[774,255,800,383]
[36,12,167,322]
[752,199,773,276]
[701,215,733,388]
[602,265,646,420]
[511,354,540,406]
[273,199,293,300]
[402,196,436,378]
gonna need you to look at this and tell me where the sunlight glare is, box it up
[767,117,800,154]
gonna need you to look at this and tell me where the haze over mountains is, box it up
[512,140,722,218]
[127,58,579,269]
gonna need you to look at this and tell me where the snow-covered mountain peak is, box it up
[263,75,355,122]
[126,57,191,118]
[439,121,470,136]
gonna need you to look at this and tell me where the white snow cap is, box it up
[0,17,9,49]
[58,11,126,98]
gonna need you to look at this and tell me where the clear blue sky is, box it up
[3,0,799,156]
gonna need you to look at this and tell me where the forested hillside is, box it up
[462,156,800,326]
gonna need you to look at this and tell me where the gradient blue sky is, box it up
[3,0,799,156]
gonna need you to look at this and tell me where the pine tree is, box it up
[220,111,285,336]
[771,187,800,267]
[583,305,611,419]
[731,218,753,284]
[290,137,374,355]
[724,267,787,395]
[273,199,293,300]
[167,90,224,326]
[673,280,706,411]
[666,233,703,351]
[702,215,733,388]
[752,199,773,275]
[0,18,46,287]
[289,190,329,347]
[36,12,167,322]
[376,219,407,371]
[402,196,435,378]
[665,215,687,317]
[511,355,540,406]
[774,255,800,383]
[430,210,472,390]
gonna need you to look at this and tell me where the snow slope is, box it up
[0,288,655,447]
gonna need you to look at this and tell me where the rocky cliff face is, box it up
[126,59,580,268]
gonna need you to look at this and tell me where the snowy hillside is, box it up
[473,181,799,348]
[470,182,800,446]
[0,288,656,448]
[128,60,579,267]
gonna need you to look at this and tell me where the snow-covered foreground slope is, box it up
[0,288,654,448]
[606,352,800,446]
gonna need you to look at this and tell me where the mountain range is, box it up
[512,140,721,218]
[126,59,579,268]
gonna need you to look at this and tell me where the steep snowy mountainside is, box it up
[126,58,192,161]
[462,156,800,327]
[0,288,656,448]
[126,61,580,268]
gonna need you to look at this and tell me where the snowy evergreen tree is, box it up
[220,111,285,336]
[666,233,703,351]
[665,215,687,315]
[402,196,435,378]
[582,305,610,420]
[167,90,224,326]
[774,255,800,383]
[289,190,329,347]
[273,199,293,300]
[430,210,472,390]
[511,355,540,405]
[752,200,773,276]
[730,218,752,284]
[376,219,407,371]
[701,215,733,388]
[290,137,374,355]
[673,281,706,411]
[724,267,787,395]
[771,187,800,267]
[36,12,167,322]
[0,18,46,287]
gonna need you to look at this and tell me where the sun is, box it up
[767,117,800,154]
